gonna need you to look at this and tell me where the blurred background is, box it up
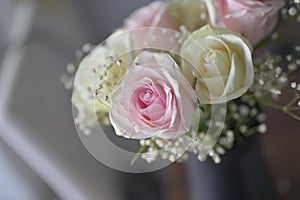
[0,0,299,200]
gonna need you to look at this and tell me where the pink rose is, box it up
[123,1,180,51]
[124,1,178,30]
[109,52,197,139]
[204,0,284,45]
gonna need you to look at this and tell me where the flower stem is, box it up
[130,144,147,165]
[259,99,283,111]
[290,107,300,111]
[258,99,300,121]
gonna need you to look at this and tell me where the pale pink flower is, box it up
[124,1,178,30]
[109,52,197,139]
[204,0,285,45]
[123,1,180,51]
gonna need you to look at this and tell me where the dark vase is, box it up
[187,135,277,200]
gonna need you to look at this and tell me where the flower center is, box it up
[202,49,216,64]
[139,90,155,105]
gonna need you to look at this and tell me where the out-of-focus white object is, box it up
[0,0,123,200]
[0,0,35,112]
[0,1,60,199]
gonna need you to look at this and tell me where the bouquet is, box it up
[63,0,300,171]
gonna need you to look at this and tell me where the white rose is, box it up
[181,25,254,104]
[72,29,133,128]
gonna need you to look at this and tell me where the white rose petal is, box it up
[181,25,254,104]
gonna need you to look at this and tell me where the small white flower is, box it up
[141,151,158,163]
[291,82,297,88]
[258,124,267,133]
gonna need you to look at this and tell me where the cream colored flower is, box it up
[168,0,208,31]
[181,25,254,104]
[72,29,133,129]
